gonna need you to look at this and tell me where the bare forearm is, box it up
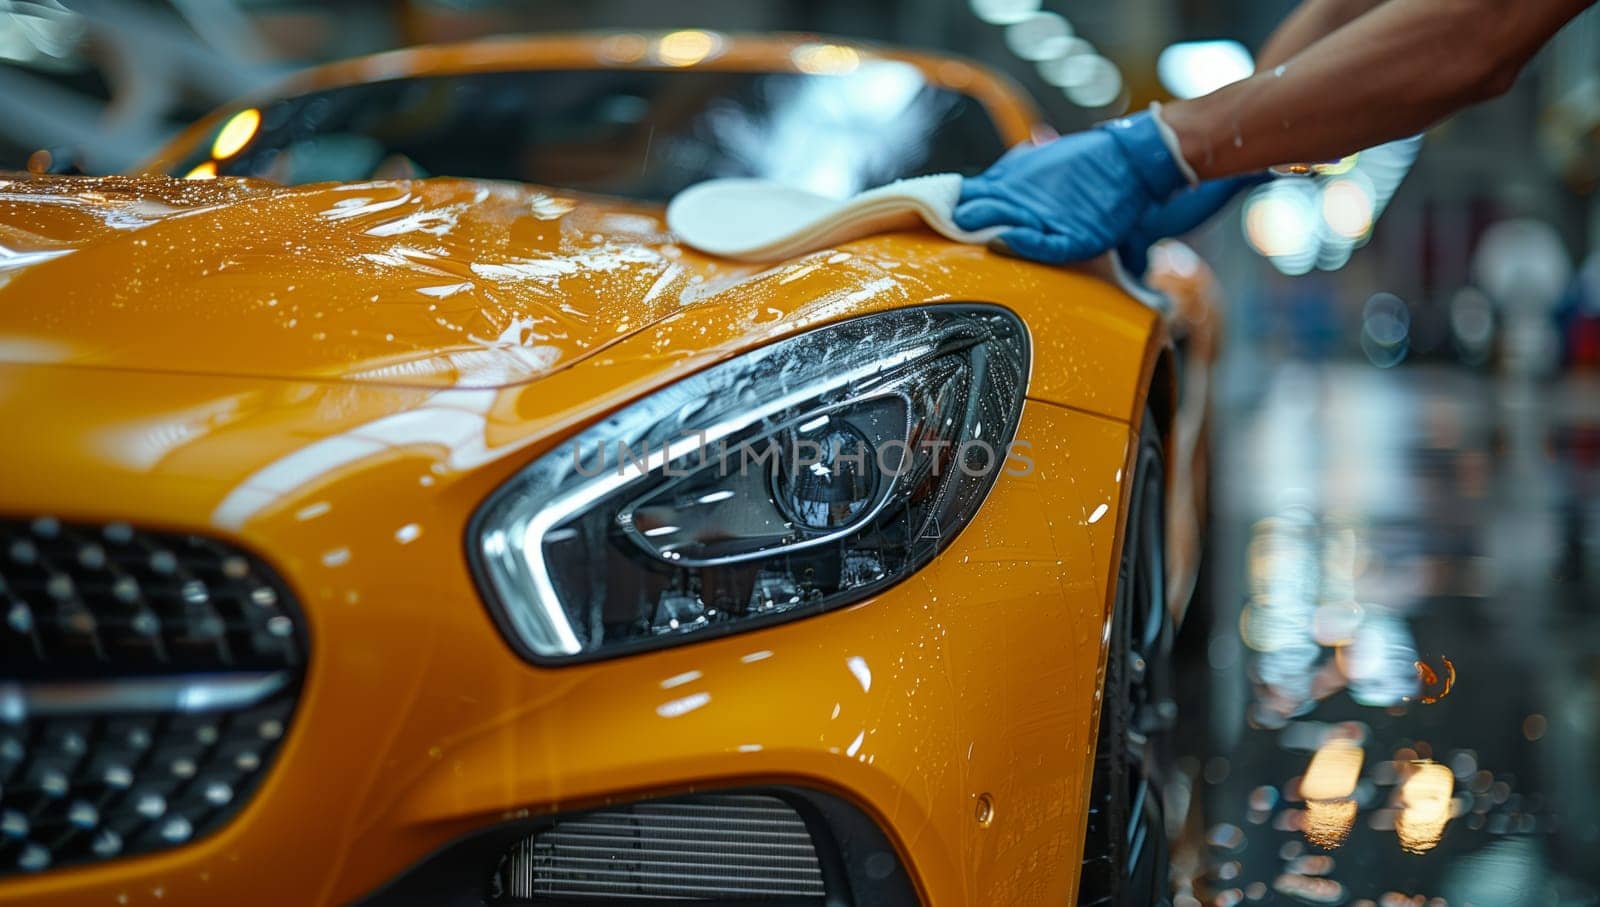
[1257,0,1386,68]
[1165,0,1593,180]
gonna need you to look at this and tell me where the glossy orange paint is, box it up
[0,34,1190,907]
[0,172,1163,418]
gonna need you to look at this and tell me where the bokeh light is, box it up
[654,30,721,67]
[210,108,261,160]
[791,43,860,74]
[1360,292,1411,368]
[967,0,1041,26]
[1157,39,1254,99]
[597,32,648,64]
[1321,176,1375,240]
[1036,37,1094,87]
[1300,738,1363,801]
[1397,762,1454,853]
[1244,181,1319,270]
[1003,11,1073,61]
[1063,55,1123,108]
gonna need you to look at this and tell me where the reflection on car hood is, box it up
[0,174,762,388]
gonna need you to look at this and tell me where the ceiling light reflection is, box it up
[1397,761,1454,853]
[1297,738,1364,849]
[1301,738,1363,801]
[1302,798,1357,850]
[1300,737,1363,850]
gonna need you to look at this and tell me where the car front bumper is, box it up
[0,351,1135,906]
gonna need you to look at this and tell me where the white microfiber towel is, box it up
[666,173,1166,310]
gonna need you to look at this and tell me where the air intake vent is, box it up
[497,793,826,901]
[0,517,306,877]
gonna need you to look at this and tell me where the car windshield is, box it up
[172,63,1010,202]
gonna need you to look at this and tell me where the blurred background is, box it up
[4,1,1599,904]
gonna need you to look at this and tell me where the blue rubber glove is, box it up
[1116,173,1270,277]
[955,110,1191,265]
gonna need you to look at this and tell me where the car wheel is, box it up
[1077,407,1175,907]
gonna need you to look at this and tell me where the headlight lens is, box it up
[471,304,1029,662]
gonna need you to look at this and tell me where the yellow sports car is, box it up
[0,32,1218,906]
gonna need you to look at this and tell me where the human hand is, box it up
[954,109,1192,265]
[1116,173,1269,277]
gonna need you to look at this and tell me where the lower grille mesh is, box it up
[499,793,826,901]
[0,693,294,874]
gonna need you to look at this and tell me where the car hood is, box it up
[0,174,762,388]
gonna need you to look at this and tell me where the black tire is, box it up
[1077,408,1174,907]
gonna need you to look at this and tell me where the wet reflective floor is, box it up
[1172,362,1600,907]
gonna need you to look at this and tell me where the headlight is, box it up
[470,304,1029,663]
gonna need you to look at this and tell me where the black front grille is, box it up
[1,517,302,677]
[499,794,827,901]
[0,517,306,877]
